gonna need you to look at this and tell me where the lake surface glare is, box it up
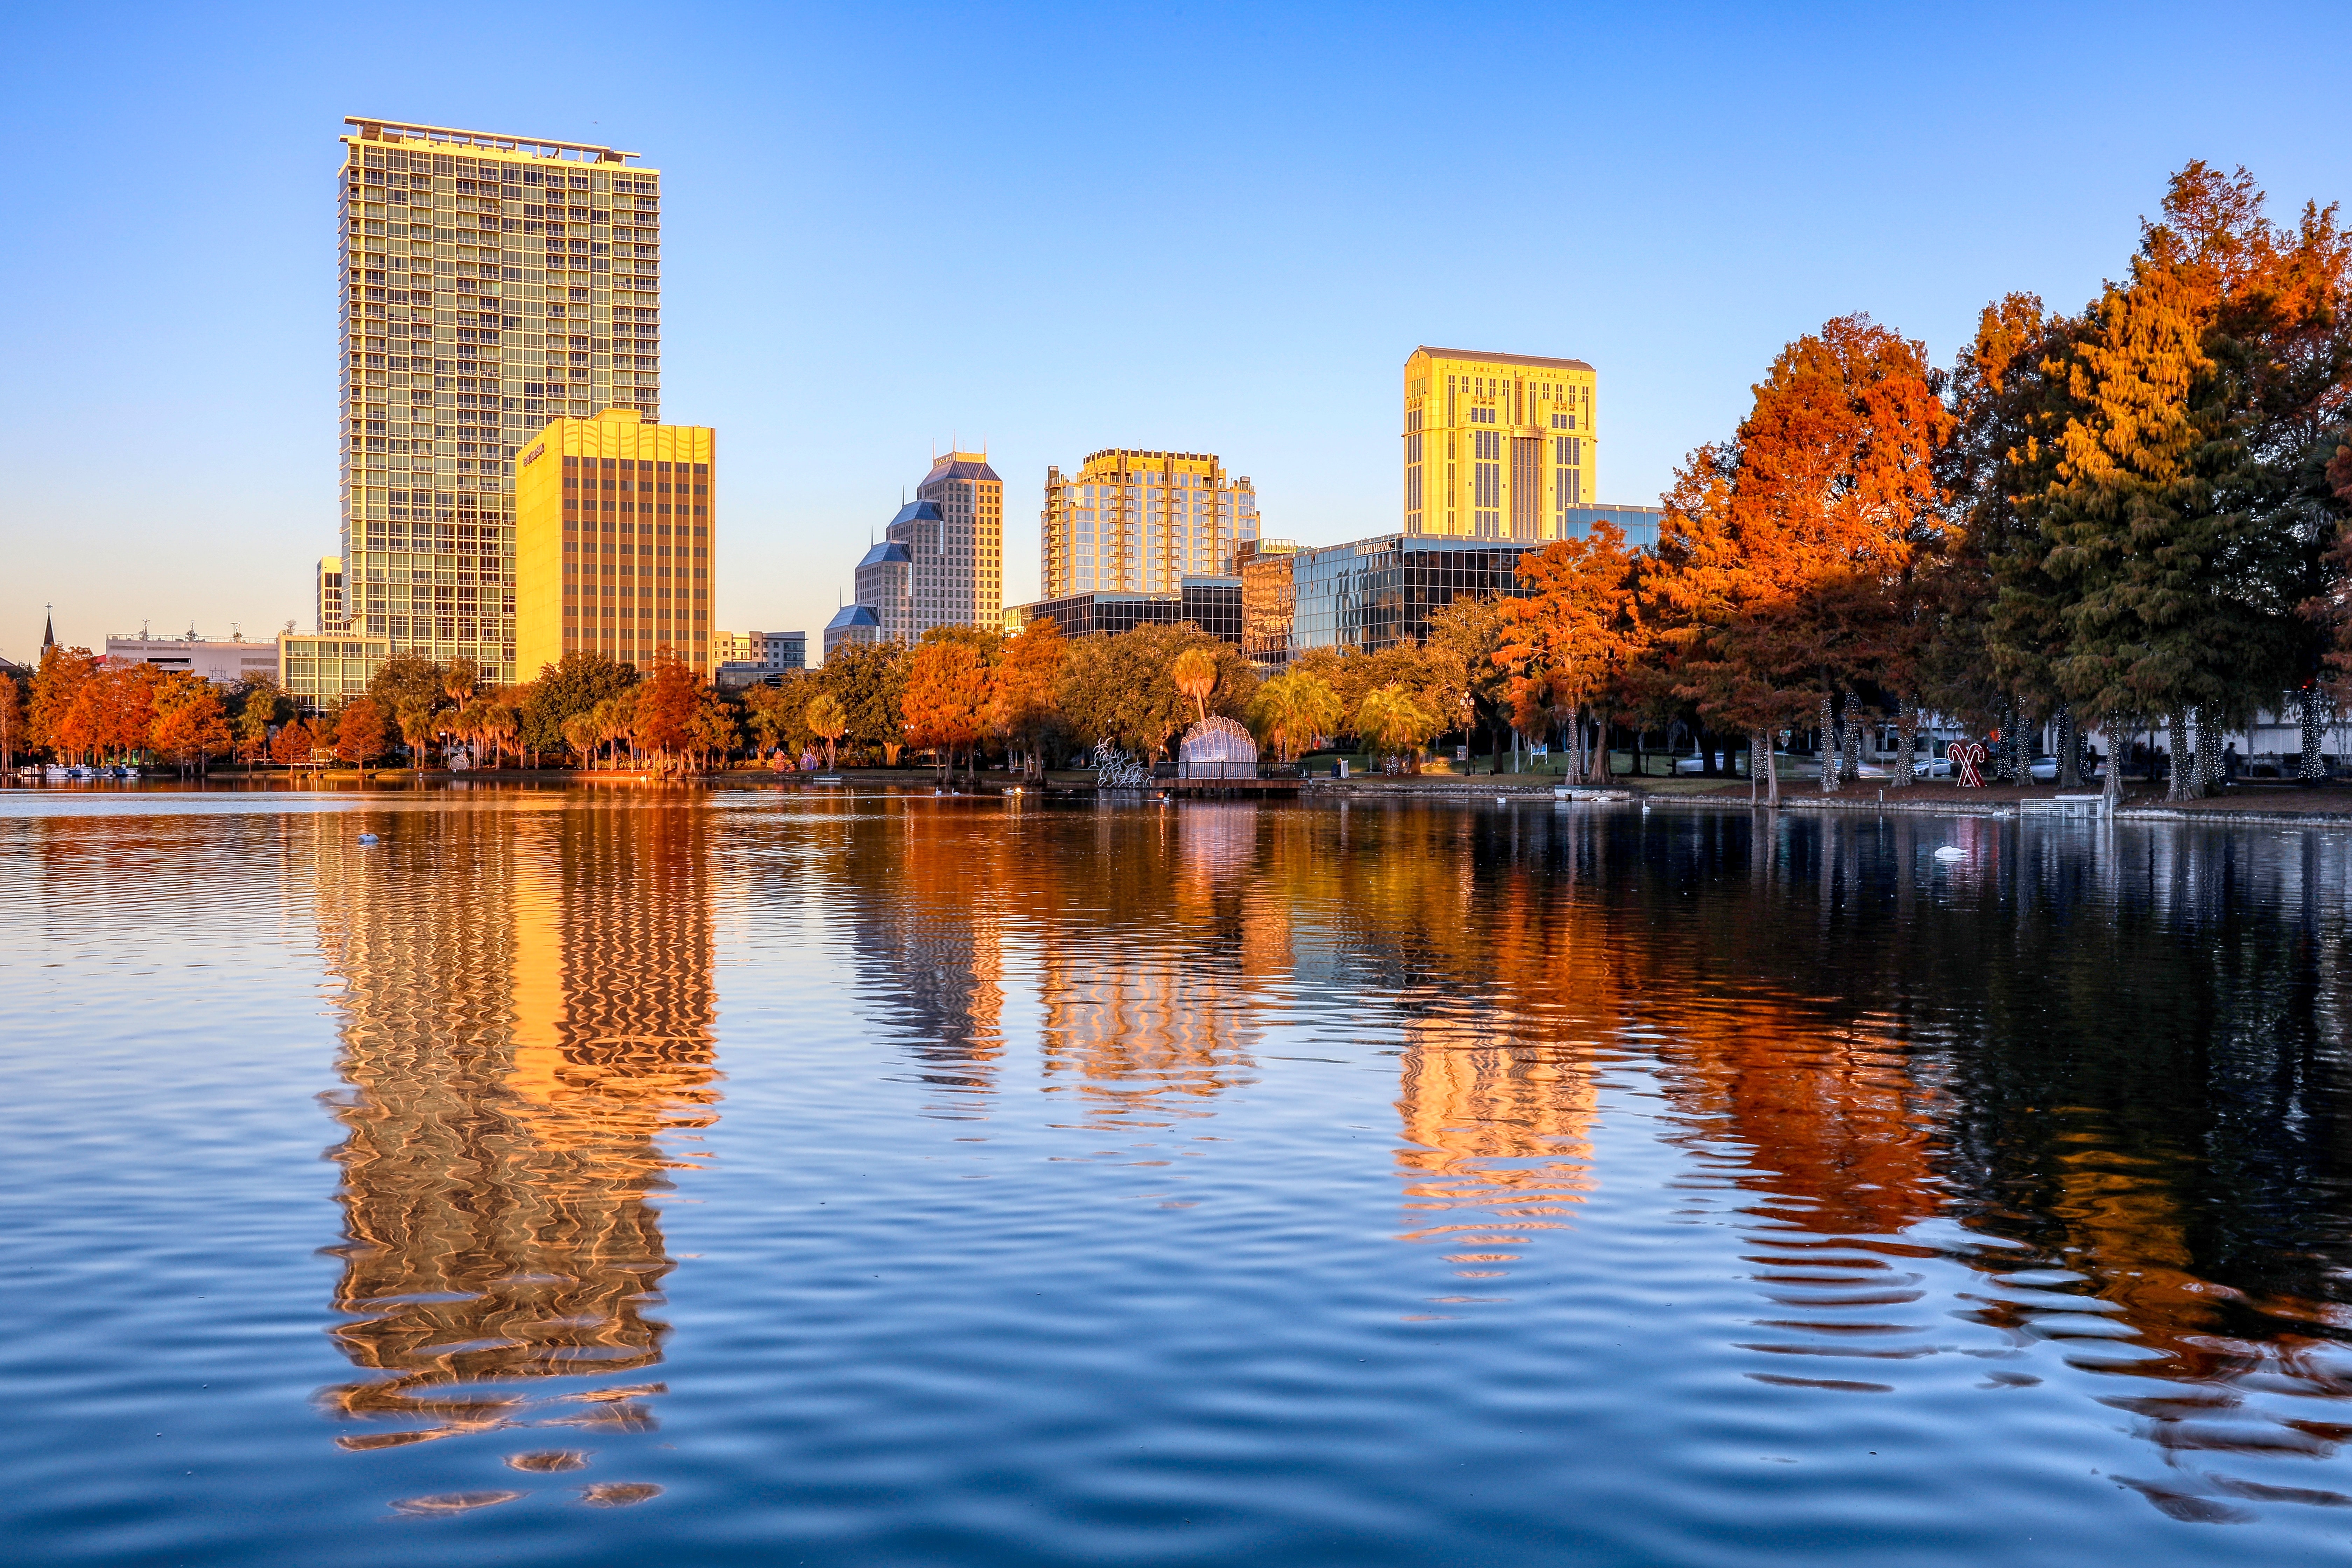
[5,786,2352,1567]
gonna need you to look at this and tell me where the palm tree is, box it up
[477,701,517,770]
[1355,683,1442,772]
[804,691,848,772]
[1171,646,1219,729]
[1246,672,1343,765]
[396,696,438,773]
[562,711,600,769]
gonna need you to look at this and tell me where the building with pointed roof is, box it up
[822,603,882,662]
[853,535,916,647]
[832,455,1006,657]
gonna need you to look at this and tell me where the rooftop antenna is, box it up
[141,619,149,639]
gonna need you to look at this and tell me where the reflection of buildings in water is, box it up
[847,809,1007,1114]
[1038,808,1273,1127]
[314,803,716,1447]
[1393,1008,1594,1275]
[1038,943,1261,1126]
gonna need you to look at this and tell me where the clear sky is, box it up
[5,1,2350,665]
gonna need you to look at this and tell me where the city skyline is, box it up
[7,4,2351,663]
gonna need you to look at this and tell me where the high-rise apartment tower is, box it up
[1402,348,1594,540]
[513,409,715,679]
[336,118,663,684]
[1041,449,1259,600]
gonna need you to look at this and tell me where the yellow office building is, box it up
[1402,348,1595,539]
[515,408,715,679]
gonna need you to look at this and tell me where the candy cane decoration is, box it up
[1948,740,1987,788]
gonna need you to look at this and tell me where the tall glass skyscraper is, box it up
[335,118,662,685]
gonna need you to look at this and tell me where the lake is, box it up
[4,785,2351,1566]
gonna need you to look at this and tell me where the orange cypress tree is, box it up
[1495,522,1643,780]
[1647,314,1952,785]
[150,676,232,777]
[903,637,995,780]
[631,651,703,771]
[29,644,97,761]
[987,619,1068,778]
[336,698,387,773]
[271,717,316,767]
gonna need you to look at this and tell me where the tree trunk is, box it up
[1841,690,1863,785]
[1892,694,1918,788]
[2054,704,2079,789]
[2301,685,2327,782]
[1819,692,1840,793]
[2167,710,2194,800]
[2196,707,2224,796]
[2104,717,2125,804]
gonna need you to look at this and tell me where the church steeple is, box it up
[40,604,55,652]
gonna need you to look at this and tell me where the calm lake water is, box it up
[5,786,2352,1566]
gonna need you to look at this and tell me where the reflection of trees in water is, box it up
[1924,823,2352,1515]
[314,802,715,1451]
[1318,804,2352,1517]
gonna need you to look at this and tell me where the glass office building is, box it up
[1013,578,1241,645]
[1242,507,1666,670]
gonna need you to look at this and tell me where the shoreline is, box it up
[19,768,2352,826]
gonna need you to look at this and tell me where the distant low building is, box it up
[1010,576,1241,645]
[280,631,393,710]
[105,633,282,687]
[822,604,882,663]
[714,629,807,691]
[715,630,806,669]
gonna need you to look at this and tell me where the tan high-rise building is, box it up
[1042,449,1260,600]
[1403,348,1594,540]
[916,453,1004,629]
[336,118,663,685]
[514,409,715,678]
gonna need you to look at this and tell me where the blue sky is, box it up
[5,1,2350,663]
